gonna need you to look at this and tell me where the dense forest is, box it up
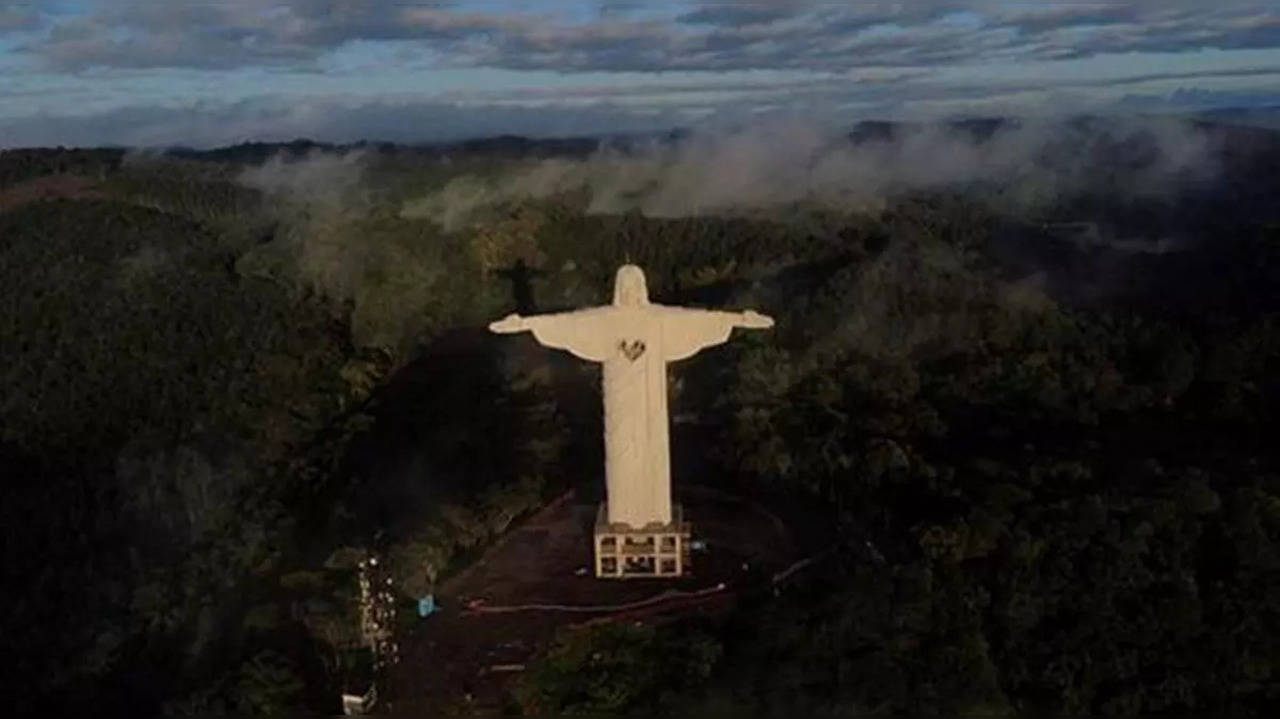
[2,119,1279,715]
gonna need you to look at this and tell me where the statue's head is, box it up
[613,264,649,307]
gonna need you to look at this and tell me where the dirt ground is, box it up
[387,485,804,714]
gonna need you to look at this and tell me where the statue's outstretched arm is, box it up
[660,305,773,361]
[489,308,614,362]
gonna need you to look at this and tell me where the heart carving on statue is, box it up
[619,339,646,361]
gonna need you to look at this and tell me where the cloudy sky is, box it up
[1,1,1279,148]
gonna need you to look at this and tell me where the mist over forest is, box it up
[3,113,1280,715]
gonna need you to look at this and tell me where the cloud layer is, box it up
[2,2,1278,147]
[15,2,1280,74]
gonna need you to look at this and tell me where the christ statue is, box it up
[489,264,773,529]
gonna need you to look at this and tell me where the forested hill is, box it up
[2,118,1279,715]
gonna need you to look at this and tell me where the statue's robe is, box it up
[522,304,743,527]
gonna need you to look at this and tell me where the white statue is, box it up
[490,265,773,528]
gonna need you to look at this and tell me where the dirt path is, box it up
[463,582,728,615]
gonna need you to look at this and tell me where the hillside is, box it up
[2,118,1279,715]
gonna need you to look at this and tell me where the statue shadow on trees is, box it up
[494,258,548,316]
[338,288,606,541]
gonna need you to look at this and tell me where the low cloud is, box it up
[402,116,1219,227]
[238,148,368,206]
[220,111,1222,352]
[232,148,450,350]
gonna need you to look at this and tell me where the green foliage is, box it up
[0,147,124,188]
[386,472,555,597]
[0,199,350,463]
[236,204,492,355]
[104,160,267,235]
[517,623,723,715]
[662,194,1280,715]
[233,650,305,716]
[0,195,361,715]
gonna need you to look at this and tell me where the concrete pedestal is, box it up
[593,503,691,579]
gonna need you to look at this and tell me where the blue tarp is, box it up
[417,595,437,617]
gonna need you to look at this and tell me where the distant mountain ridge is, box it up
[157,110,1280,161]
[5,108,1280,160]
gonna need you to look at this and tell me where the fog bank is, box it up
[402,117,1219,229]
